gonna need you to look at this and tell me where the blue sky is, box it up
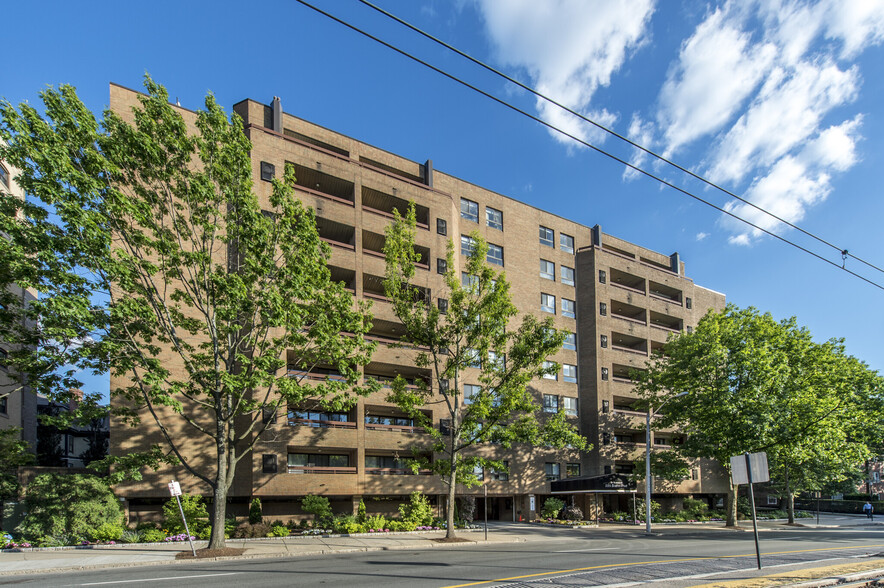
[3,0,882,396]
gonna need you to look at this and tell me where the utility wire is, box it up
[358,0,884,278]
[293,0,884,292]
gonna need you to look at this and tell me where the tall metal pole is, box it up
[645,407,652,534]
[175,493,197,557]
[745,453,762,569]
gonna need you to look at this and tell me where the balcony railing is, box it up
[286,369,348,382]
[610,282,646,295]
[287,418,357,429]
[287,466,356,474]
[613,314,647,326]
[611,345,648,356]
[365,422,424,433]
[365,468,432,476]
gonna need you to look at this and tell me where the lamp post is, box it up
[645,392,687,534]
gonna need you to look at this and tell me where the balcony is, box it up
[362,229,429,270]
[362,273,430,304]
[286,365,348,382]
[329,266,356,293]
[609,268,646,295]
[316,217,356,251]
[365,453,433,475]
[612,394,645,417]
[610,300,647,326]
[610,332,648,356]
[287,465,356,474]
[650,310,682,332]
[362,185,429,229]
[364,362,431,393]
[611,363,643,384]
[359,156,425,184]
[288,409,356,430]
[287,161,355,205]
[648,281,682,305]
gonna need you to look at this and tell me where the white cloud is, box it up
[623,114,656,181]
[822,0,884,58]
[696,232,710,241]
[658,6,776,154]
[474,0,655,146]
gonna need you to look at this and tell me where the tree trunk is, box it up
[208,436,229,549]
[785,468,794,524]
[446,455,458,539]
[726,483,738,527]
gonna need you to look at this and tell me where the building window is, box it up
[602,399,609,413]
[466,349,482,368]
[461,198,479,222]
[686,326,693,334]
[561,266,575,286]
[604,465,612,474]
[541,293,556,314]
[437,218,447,235]
[438,298,448,313]
[487,243,504,266]
[545,462,561,481]
[486,206,503,230]
[462,272,479,290]
[473,464,485,481]
[540,259,555,280]
[563,396,578,416]
[692,468,699,481]
[560,233,574,253]
[600,334,608,348]
[0,395,6,415]
[686,297,693,309]
[0,164,8,188]
[599,302,607,316]
[461,235,476,256]
[490,461,509,481]
[542,361,558,380]
[599,270,606,284]
[287,453,350,472]
[437,258,447,275]
[563,332,577,350]
[262,454,278,473]
[563,364,577,383]
[260,161,275,182]
[615,463,635,474]
[262,407,278,424]
[0,347,8,371]
[601,367,609,381]
[539,226,554,247]
[562,298,575,318]
[603,433,611,446]
[543,394,559,412]
[463,384,481,404]
[566,463,581,477]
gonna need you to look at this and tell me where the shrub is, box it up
[233,522,271,538]
[119,530,142,544]
[36,534,74,547]
[269,524,289,537]
[225,517,238,536]
[302,495,333,526]
[356,499,367,524]
[683,498,708,515]
[162,494,208,535]
[135,521,159,531]
[561,505,583,521]
[364,514,387,531]
[140,528,166,543]
[15,474,123,541]
[541,497,565,519]
[197,527,211,540]
[635,499,661,522]
[457,496,477,523]
[249,498,263,524]
[399,492,434,526]
[91,523,124,542]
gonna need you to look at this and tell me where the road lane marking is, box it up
[77,572,242,585]
[440,543,884,587]
[554,547,619,552]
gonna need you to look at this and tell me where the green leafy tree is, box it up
[301,495,332,526]
[16,473,122,541]
[163,493,209,534]
[633,305,882,526]
[383,205,587,538]
[0,77,377,549]
[0,428,34,508]
[249,497,263,524]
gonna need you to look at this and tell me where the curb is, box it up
[782,567,884,587]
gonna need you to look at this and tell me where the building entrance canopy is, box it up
[550,473,637,494]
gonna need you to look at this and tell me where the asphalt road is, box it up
[7,523,884,588]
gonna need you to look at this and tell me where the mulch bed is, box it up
[431,537,474,543]
[175,547,246,559]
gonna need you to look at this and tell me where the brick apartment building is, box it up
[109,84,728,522]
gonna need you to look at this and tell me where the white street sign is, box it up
[168,481,182,497]
[731,452,769,485]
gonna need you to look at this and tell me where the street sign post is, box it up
[168,480,197,557]
[730,452,768,569]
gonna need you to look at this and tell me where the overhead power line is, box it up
[357,0,884,279]
[293,0,884,292]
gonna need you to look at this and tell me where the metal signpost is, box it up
[730,452,769,570]
[483,484,488,541]
[168,481,197,557]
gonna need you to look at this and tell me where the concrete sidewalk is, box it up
[0,528,521,575]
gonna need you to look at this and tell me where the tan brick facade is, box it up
[109,84,728,522]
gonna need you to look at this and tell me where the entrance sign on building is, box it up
[529,495,535,511]
[730,452,769,485]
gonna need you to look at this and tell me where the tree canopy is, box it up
[383,204,586,537]
[633,304,882,526]
[0,78,378,548]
